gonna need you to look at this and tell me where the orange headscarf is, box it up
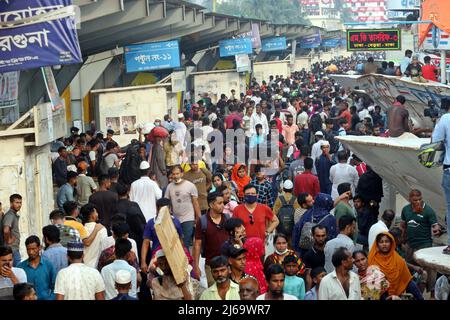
[368,232,413,297]
[231,163,250,200]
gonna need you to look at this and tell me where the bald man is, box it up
[239,277,260,300]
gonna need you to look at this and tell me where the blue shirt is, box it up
[101,259,137,300]
[56,183,74,210]
[304,286,318,300]
[17,257,56,300]
[432,113,450,165]
[42,243,68,274]
[284,275,305,300]
[111,293,138,300]
[143,216,183,254]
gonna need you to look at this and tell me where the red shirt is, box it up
[422,65,438,82]
[194,213,230,265]
[293,171,320,198]
[233,203,274,241]
[339,109,352,125]
[355,163,367,177]
[225,113,242,129]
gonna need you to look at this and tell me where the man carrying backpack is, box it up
[192,192,230,287]
[272,180,299,246]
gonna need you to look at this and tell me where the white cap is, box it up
[320,140,330,147]
[155,249,165,259]
[368,106,375,112]
[115,270,132,284]
[315,131,324,136]
[309,94,314,99]
[283,180,293,190]
[178,113,184,119]
[67,164,77,173]
[139,161,150,170]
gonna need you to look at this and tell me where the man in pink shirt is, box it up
[294,157,320,198]
[225,104,242,129]
[282,114,299,146]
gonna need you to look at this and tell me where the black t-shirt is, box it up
[303,246,325,269]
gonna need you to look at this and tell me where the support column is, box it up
[441,50,447,84]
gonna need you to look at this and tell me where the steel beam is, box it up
[80,0,125,23]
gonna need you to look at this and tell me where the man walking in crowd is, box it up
[193,192,229,286]
[330,151,359,200]
[165,165,200,248]
[130,161,162,222]
[56,172,78,211]
[1,194,23,266]
[368,209,396,251]
[324,216,356,273]
[257,264,297,300]
[233,184,279,241]
[80,204,108,268]
[200,256,240,300]
[54,242,105,300]
[250,165,275,208]
[0,245,27,299]
[53,147,69,187]
[184,160,212,216]
[42,225,68,274]
[319,247,361,300]
[76,161,97,206]
[294,157,320,198]
[17,236,56,300]
[88,174,118,233]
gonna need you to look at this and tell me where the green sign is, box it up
[347,29,401,51]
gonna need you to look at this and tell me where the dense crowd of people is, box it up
[0,56,449,301]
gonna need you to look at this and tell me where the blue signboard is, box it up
[0,0,82,72]
[340,38,347,47]
[322,38,340,48]
[124,40,181,73]
[261,37,287,52]
[219,37,253,57]
[299,33,322,49]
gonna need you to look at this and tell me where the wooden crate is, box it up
[154,206,189,284]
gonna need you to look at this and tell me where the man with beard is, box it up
[239,276,260,300]
[221,218,247,255]
[318,247,361,300]
[302,225,327,290]
[256,264,297,300]
[294,193,314,224]
[199,256,240,300]
[353,194,378,251]
[226,245,247,284]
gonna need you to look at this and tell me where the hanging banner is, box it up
[219,37,253,57]
[261,37,287,52]
[0,71,19,108]
[347,29,401,51]
[0,0,82,72]
[236,23,261,49]
[124,40,181,73]
[299,32,321,49]
[235,54,251,73]
[41,66,63,111]
[171,70,186,93]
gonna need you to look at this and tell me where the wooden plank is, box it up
[6,110,33,131]
[154,206,189,284]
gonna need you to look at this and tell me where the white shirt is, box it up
[256,293,298,300]
[329,163,359,200]
[0,267,27,299]
[311,140,323,162]
[83,222,108,269]
[250,112,269,136]
[297,111,309,129]
[100,236,139,263]
[174,121,187,147]
[251,96,262,105]
[368,220,389,251]
[101,259,137,300]
[318,270,361,300]
[287,105,297,122]
[130,176,162,222]
[89,150,96,161]
[54,263,105,300]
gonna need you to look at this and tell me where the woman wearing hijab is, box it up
[292,193,338,256]
[243,237,268,294]
[231,164,251,202]
[368,232,423,300]
[263,234,305,276]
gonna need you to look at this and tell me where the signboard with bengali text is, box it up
[219,37,253,57]
[347,29,401,51]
